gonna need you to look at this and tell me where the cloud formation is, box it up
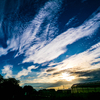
[15,0,62,57]
[15,66,38,79]
[23,41,100,87]
[0,0,62,57]
[23,9,100,64]
[9,6,100,89]
[2,65,13,78]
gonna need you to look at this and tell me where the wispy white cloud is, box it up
[0,37,19,57]
[19,43,100,89]
[16,6,100,91]
[65,16,78,26]
[23,41,100,85]
[0,47,7,56]
[15,0,62,57]
[89,42,100,50]
[0,0,62,58]
[15,65,38,79]
[23,10,100,64]
[0,0,100,90]
[2,65,13,78]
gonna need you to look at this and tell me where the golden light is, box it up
[61,73,75,81]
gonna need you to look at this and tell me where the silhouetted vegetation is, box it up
[0,74,100,100]
[0,75,23,100]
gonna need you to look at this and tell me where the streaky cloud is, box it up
[0,37,18,56]
[24,80,73,90]
[65,16,78,27]
[0,0,100,90]
[15,0,62,57]
[23,9,100,64]
[0,0,62,58]
[31,41,100,85]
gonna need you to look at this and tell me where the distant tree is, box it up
[0,74,4,96]
[23,85,36,96]
[0,77,21,99]
[0,74,4,83]
[4,78,20,86]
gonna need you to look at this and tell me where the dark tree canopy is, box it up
[4,78,20,86]
[23,85,37,96]
[0,74,20,85]
[0,74,23,99]
[0,74,4,83]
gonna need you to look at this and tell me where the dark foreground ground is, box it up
[1,89,100,100]
[19,92,100,100]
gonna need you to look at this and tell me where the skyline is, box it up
[0,0,100,90]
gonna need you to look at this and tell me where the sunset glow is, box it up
[61,73,75,81]
[0,0,100,90]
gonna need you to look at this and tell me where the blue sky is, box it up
[0,0,100,90]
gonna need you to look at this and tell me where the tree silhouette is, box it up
[0,75,23,99]
[23,85,36,96]
[4,78,20,86]
[0,74,4,98]
[0,75,38,99]
[0,74,4,83]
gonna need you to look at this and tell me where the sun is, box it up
[61,73,75,81]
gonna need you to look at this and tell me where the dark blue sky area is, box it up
[58,0,100,33]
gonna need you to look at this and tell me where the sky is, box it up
[0,0,100,90]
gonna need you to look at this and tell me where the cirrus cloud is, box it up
[23,10,100,64]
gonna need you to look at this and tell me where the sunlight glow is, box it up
[61,73,75,81]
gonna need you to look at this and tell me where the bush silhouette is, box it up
[23,85,37,95]
[0,74,23,99]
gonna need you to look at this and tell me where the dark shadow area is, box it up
[0,74,100,100]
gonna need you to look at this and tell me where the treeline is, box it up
[0,74,37,100]
[0,74,100,100]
